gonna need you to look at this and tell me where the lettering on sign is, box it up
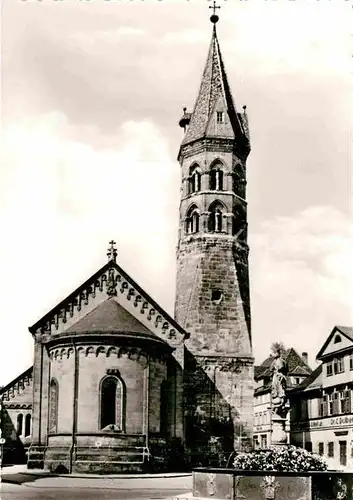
[330,416,353,427]
[309,421,322,428]
[307,415,353,429]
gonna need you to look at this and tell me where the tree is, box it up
[270,341,286,357]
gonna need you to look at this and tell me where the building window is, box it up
[295,378,301,385]
[188,166,201,194]
[185,206,200,234]
[319,396,326,417]
[209,166,224,191]
[340,389,351,414]
[100,375,125,431]
[334,335,342,344]
[16,414,23,436]
[350,354,353,371]
[318,442,324,456]
[232,207,243,236]
[334,357,345,374]
[260,434,267,449]
[326,362,333,377]
[49,378,59,433]
[339,441,347,466]
[208,202,224,233]
[328,442,334,458]
[333,391,339,415]
[327,393,334,416]
[211,289,223,304]
[216,111,224,123]
[25,414,31,437]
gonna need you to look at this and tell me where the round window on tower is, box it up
[211,289,223,304]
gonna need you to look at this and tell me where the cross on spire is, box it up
[209,0,220,24]
[107,240,117,263]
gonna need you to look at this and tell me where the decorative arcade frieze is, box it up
[34,264,185,346]
[0,370,33,402]
[48,344,168,366]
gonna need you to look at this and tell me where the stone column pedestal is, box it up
[271,415,288,447]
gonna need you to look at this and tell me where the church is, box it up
[0,10,254,473]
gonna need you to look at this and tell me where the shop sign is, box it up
[309,420,323,428]
[330,415,353,427]
[308,415,353,429]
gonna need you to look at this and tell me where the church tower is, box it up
[175,8,254,459]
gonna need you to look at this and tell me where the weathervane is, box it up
[107,240,117,263]
[209,0,220,24]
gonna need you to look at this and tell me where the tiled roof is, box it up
[66,298,156,338]
[255,347,312,381]
[254,382,271,396]
[182,25,246,146]
[291,365,312,376]
[336,325,353,340]
[289,364,323,393]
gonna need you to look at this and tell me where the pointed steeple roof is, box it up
[182,24,247,146]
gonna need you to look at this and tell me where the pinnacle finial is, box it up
[107,240,117,263]
[209,0,220,24]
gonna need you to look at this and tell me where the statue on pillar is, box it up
[270,345,289,418]
[270,344,290,446]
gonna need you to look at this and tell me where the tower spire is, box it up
[178,6,249,155]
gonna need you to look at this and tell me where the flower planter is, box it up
[186,468,353,500]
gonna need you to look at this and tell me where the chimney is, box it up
[302,352,308,365]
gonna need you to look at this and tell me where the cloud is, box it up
[223,1,350,77]
[0,113,179,385]
[250,206,353,364]
[163,29,208,44]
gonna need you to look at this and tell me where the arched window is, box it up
[188,165,201,194]
[232,207,243,235]
[208,202,224,233]
[49,378,59,433]
[25,414,31,437]
[209,164,223,191]
[17,414,23,436]
[232,173,240,194]
[100,376,125,431]
[185,206,200,234]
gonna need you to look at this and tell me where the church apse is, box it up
[26,242,188,473]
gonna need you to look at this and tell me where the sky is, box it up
[0,0,352,386]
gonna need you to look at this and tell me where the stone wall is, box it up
[179,469,353,500]
[176,237,251,357]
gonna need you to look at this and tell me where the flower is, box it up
[233,445,328,472]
